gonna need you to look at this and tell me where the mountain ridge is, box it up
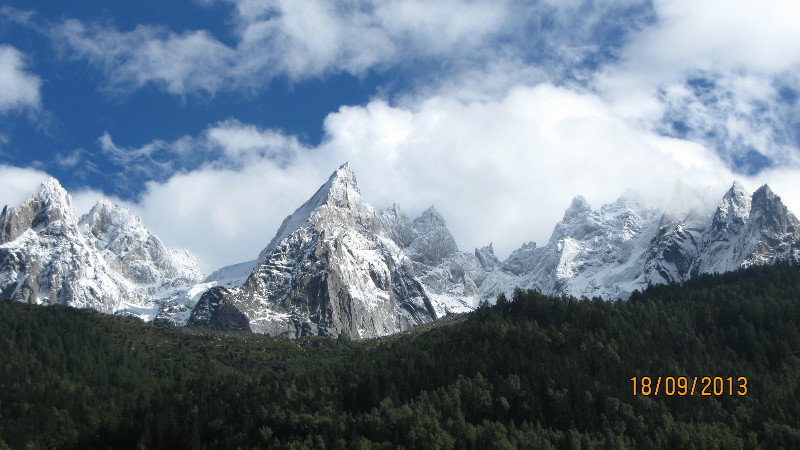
[1,166,798,339]
[0,178,203,318]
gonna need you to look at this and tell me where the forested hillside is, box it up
[1,263,799,449]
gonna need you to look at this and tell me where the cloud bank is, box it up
[4,0,800,275]
[96,84,748,273]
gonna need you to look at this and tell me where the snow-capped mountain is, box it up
[0,178,203,317]
[476,182,800,301]
[188,163,437,339]
[80,199,202,293]
[185,168,800,338]
[2,169,798,340]
[694,184,800,274]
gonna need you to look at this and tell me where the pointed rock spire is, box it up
[723,181,751,206]
[563,195,591,221]
[751,184,776,206]
[258,163,372,262]
[0,178,77,243]
[413,206,448,232]
[304,162,362,211]
[408,206,458,266]
[748,184,799,234]
[708,181,752,238]
[475,243,500,270]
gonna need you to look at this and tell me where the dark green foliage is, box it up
[1,262,799,448]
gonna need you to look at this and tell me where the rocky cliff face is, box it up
[0,179,203,317]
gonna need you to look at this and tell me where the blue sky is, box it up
[1,0,800,271]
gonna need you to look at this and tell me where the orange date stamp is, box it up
[630,376,748,396]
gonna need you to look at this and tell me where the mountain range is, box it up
[2,164,798,339]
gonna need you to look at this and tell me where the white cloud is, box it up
[0,45,41,113]
[49,0,645,96]
[205,119,304,161]
[601,0,800,117]
[121,83,759,273]
[630,0,800,75]
[317,85,737,257]
[654,71,800,171]
[594,0,800,176]
[51,1,507,95]
[55,20,236,95]
[54,148,85,168]
[0,165,50,208]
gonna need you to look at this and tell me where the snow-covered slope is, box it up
[0,179,203,319]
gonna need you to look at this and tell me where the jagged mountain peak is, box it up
[0,177,78,244]
[32,178,77,229]
[413,206,448,230]
[0,178,204,318]
[708,181,752,238]
[750,184,784,223]
[722,181,751,206]
[322,162,360,205]
[80,199,151,249]
[379,204,416,248]
[330,161,356,184]
[39,177,71,203]
[292,162,362,214]
[82,199,142,228]
[387,202,403,216]
[563,195,591,221]
[475,243,500,270]
[79,197,204,290]
[197,163,437,339]
[90,197,115,210]
[752,184,776,204]
[258,164,373,262]
[308,162,367,212]
[501,241,537,275]
[748,184,799,234]
[728,180,748,195]
[407,206,459,266]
